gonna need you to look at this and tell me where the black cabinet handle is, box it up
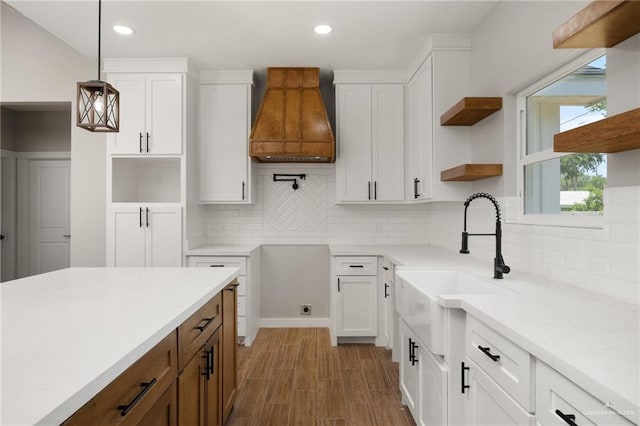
[411,341,419,366]
[382,266,389,271]
[209,264,225,267]
[349,265,364,268]
[208,347,215,375]
[337,277,341,292]
[242,181,245,200]
[374,181,377,200]
[555,409,578,426]
[461,362,470,394]
[413,178,420,199]
[194,317,214,332]
[146,132,150,153]
[384,282,389,299]
[139,133,143,153]
[117,378,157,417]
[139,207,143,228]
[202,351,211,380]
[478,345,500,362]
[368,181,371,200]
[145,208,150,227]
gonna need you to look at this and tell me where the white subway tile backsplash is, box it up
[204,168,639,303]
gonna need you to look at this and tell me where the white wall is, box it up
[1,3,106,266]
[1,109,71,152]
[425,1,639,304]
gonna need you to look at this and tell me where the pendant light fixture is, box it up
[76,0,119,132]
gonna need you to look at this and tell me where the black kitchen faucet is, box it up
[460,192,511,279]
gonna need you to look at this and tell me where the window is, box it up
[517,51,607,227]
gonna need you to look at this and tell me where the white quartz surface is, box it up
[185,244,261,256]
[331,244,640,423]
[1,267,239,426]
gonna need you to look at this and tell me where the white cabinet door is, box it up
[382,261,395,349]
[419,345,447,426]
[108,205,181,267]
[146,74,182,155]
[465,358,535,426]
[336,84,372,202]
[110,74,146,154]
[399,319,420,419]
[372,84,404,202]
[145,206,182,267]
[407,56,433,201]
[199,84,250,202]
[107,73,182,155]
[335,275,377,336]
[110,206,146,266]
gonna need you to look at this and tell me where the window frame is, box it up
[515,49,606,228]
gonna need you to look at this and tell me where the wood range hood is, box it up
[250,67,335,162]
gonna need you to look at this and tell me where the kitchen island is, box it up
[1,267,239,425]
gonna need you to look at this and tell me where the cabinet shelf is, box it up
[440,164,503,181]
[553,107,640,153]
[553,0,640,49]
[440,97,502,126]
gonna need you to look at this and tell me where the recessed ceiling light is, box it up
[113,25,135,35]
[314,25,332,35]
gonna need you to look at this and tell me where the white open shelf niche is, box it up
[111,157,182,203]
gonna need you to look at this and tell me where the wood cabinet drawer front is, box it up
[178,292,222,371]
[536,361,636,426]
[335,256,378,276]
[64,331,178,426]
[188,256,246,275]
[466,316,534,412]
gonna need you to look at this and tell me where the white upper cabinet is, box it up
[407,56,434,201]
[108,73,183,155]
[336,83,404,203]
[198,83,252,203]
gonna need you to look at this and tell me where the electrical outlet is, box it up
[300,304,312,315]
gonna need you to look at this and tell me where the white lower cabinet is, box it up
[333,256,378,337]
[187,252,261,346]
[381,258,396,351]
[107,205,182,267]
[536,361,635,426]
[464,358,536,426]
[399,319,447,426]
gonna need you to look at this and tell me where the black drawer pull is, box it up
[461,362,470,394]
[117,378,157,417]
[478,345,500,362]
[349,265,364,268]
[555,409,578,426]
[382,266,389,271]
[209,264,225,267]
[194,317,214,332]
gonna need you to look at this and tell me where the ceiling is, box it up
[6,1,499,71]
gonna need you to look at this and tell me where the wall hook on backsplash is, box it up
[273,173,306,190]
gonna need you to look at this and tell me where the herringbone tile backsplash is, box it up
[206,164,430,245]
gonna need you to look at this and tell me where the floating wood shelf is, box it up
[440,164,503,182]
[440,97,502,126]
[554,107,640,153]
[553,0,640,48]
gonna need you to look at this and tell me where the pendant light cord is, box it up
[97,0,101,80]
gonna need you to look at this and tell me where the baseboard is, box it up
[259,317,331,328]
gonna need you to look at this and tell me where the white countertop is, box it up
[332,244,640,423]
[185,244,261,257]
[1,267,239,426]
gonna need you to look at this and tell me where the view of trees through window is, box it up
[524,55,606,216]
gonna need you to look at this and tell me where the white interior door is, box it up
[28,160,70,275]
[2,155,17,281]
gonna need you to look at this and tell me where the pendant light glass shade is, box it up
[77,80,119,132]
[76,0,120,132]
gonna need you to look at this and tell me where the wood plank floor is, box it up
[227,328,416,426]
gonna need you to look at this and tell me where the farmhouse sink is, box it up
[395,270,495,355]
